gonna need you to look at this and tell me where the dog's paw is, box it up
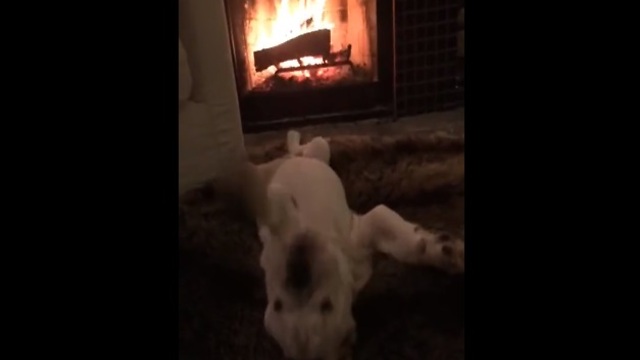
[414,226,465,274]
[286,130,303,156]
[301,136,331,164]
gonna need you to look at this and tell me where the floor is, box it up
[243,107,465,147]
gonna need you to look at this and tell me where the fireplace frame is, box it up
[223,0,396,132]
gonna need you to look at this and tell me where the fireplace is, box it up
[224,0,463,131]
[224,0,393,130]
[238,0,379,92]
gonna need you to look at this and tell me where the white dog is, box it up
[250,131,464,360]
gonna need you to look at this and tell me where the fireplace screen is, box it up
[226,0,379,94]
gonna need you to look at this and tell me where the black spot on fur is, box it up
[273,299,282,312]
[285,234,314,291]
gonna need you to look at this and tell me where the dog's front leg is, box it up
[356,205,464,274]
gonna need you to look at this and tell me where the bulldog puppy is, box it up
[254,131,464,360]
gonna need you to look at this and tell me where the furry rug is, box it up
[179,132,465,360]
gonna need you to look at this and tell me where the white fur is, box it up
[255,131,464,360]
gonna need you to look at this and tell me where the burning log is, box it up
[274,45,354,75]
[324,44,352,64]
[275,60,354,75]
[253,29,331,72]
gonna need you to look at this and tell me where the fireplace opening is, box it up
[224,0,464,132]
[243,0,378,93]
[225,0,393,130]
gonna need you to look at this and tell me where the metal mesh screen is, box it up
[395,0,464,116]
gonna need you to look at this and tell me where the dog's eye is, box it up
[273,299,283,312]
[320,298,333,313]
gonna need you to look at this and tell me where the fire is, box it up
[251,0,333,76]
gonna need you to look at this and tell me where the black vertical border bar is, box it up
[391,0,398,121]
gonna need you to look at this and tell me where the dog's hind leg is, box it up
[287,130,331,164]
[354,205,464,274]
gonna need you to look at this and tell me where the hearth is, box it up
[223,0,464,131]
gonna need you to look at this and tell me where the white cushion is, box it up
[178,0,247,195]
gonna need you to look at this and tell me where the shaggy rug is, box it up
[179,131,465,360]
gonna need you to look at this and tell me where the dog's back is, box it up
[266,156,352,241]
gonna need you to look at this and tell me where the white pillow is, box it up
[178,0,247,195]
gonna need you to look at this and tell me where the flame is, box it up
[252,0,333,76]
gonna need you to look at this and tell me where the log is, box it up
[253,29,331,72]
[274,60,353,75]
